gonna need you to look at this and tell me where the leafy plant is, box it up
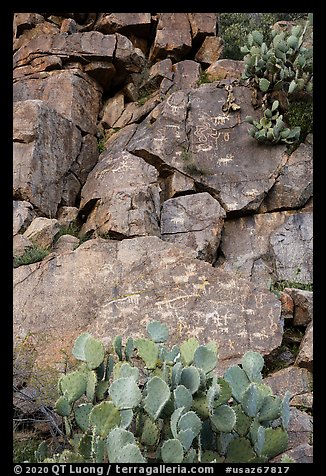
[37,321,291,463]
[13,244,50,268]
[245,100,300,145]
[241,20,313,97]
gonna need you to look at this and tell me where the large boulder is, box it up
[259,141,313,212]
[80,150,161,238]
[216,210,312,288]
[161,192,226,262]
[13,70,102,135]
[127,83,288,213]
[13,100,82,217]
[149,13,192,62]
[14,237,283,368]
[269,212,313,284]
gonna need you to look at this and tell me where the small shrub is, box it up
[38,321,291,463]
[13,244,50,268]
[285,98,313,142]
[197,71,214,85]
[54,222,80,242]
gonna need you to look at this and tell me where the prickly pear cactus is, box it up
[43,320,292,463]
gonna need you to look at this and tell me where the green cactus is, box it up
[241,383,265,417]
[174,384,193,412]
[193,345,217,374]
[115,443,146,463]
[214,378,232,406]
[55,395,71,417]
[119,409,133,429]
[35,441,48,463]
[113,335,123,361]
[259,395,282,422]
[89,401,121,437]
[95,380,109,401]
[109,377,142,410]
[124,337,134,361]
[241,351,264,382]
[134,338,159,369]
[281,391,291,430]
[78,434,92,460]
[107,428,135,462]
[72,332,91,361]
[144,376,171,420]
[118,362,139,381]
[172,361,183,388]
[180,337,199,366]
[147,320,169,343]
[261,427,289,459]
[224,365,250,403]
[210,405,237,433]
[105,355,115,381]
[180,366,201,394]
[141,416,160,446]
[86,370,97,401]
[234,404,252,436]
[59,371,87,403]
[225,437,257,463]
[43,320,292,463]
[75,403,93,432]
[161,439,184,463]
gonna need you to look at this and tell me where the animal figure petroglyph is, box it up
[217,154,234,166]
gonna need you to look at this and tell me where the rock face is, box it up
[269,212,313,284]
[13,100,82,216]
[14,237,283,365]
[161,192,226,262]
[12,12,313,459]
[127,84,288,213]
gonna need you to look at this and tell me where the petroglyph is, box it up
[217,154,234,166]
[165,92,186,114]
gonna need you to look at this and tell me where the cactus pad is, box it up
[115,443,146,463]
[194,345,217,374]
[86,370,98,401]
[109,376,142,410]
[180,337,199,366]
[147,320,169,343]
[75,403,93,432]
[59,371,87,403]
[261,427,288,459]
[161,439,184,463]
[141,416,160,446]
[107,428,135,462]
[113,335,123,361]
[72,332,91,361]
[134,338,159,369]
[124,337,134,361]
[225,437,256,463]
[174,385,193,412]
[259,395,282,422]
[144,376,171,420]
[241,383,265,417]
[180,366,200,394]
[223,365,250,402]
[210,405,237,433]
[118,362,139,382]
[241,351,264,382]
[89,401,121,437]
[84,335,105,370]
[281,392,291,430]
[119,409,133,429]
[55,395,71,417]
